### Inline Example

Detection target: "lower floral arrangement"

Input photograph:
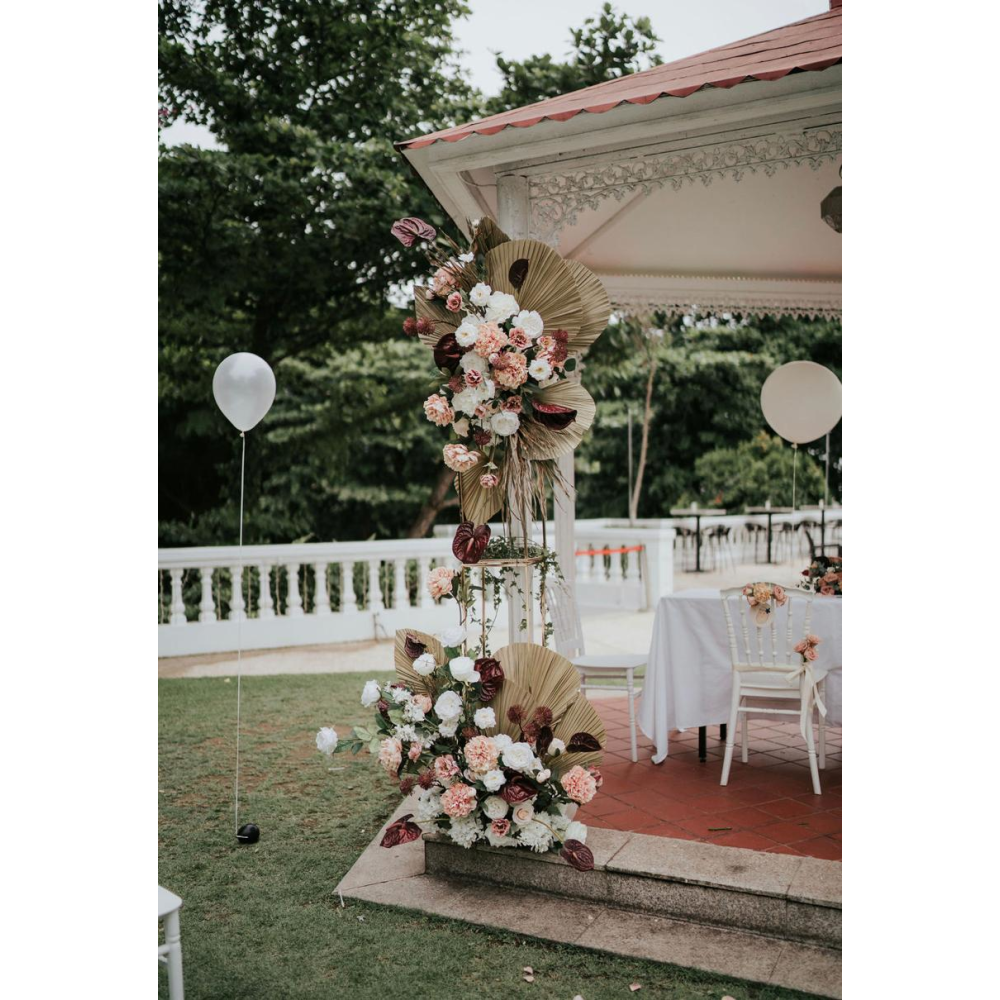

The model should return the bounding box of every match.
[317,626,606,871]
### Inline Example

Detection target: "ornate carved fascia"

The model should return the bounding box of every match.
[601,273,842,321]
[527,128,841,243]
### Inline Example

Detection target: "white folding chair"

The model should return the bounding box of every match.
[158,886,185,1000]
[719,586,828,794]
[547,580,646,762]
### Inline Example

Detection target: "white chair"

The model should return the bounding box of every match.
[158,886,185,1000]
[719,586,828,794]
[547,580,646,762]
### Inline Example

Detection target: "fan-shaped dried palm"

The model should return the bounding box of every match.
[457,454,504,524]
[521,380,597,461]
[549,696,607,775]
[414,294,458,349]
[394,628,444,694]
[495,643,583,721]
[471,217,509,255]
[564,260,611,355]
[484,676,534,742]
[485,240,583,341]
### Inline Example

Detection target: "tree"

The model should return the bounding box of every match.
[485,3,662,114]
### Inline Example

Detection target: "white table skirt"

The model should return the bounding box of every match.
[637,589,842,763]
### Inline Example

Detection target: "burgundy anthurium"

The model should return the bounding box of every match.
[476,658,504,702]
[433,331,462,371]
[567,732,601,752]
[535,726,553,755]
[452,521,491,564]
[532,402,577,430]
[380,813,422,848]
[403,634,426,659]
[390,217,436,247]
[499,774,536,804]
[560,839,595,872]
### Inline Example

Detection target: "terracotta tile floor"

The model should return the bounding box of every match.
[575,698,842,861]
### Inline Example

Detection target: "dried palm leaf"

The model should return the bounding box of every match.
[485,240,583,341]
[457,453,504,524]
[550,696,607,775]
[394,628,444,695]
[564,260,611,354]
[414,293,458,349]
[471,217,510,255]
[485,677,534,742]
[495,643,583,721]
[521,380,597,461]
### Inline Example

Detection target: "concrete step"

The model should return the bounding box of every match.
[424,827,841,951]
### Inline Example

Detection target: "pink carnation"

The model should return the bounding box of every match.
[431,266,459,297]
[492,352,527,390]
[501,396,522,413]
[413,694,433,714]
[442,443,480,472]
[475,321,507,358]
[508,327,530,350]
[804,647,818,660]
[561,765,598,804]
[440,782,477,818]
[773,585,787,605]
[445,291,463,312]
[377,737,402,776]
[479,472,499,489]
[408,741,424,761]
[464,369,483,388]
[491,818,511,838]
[426,566,455,599]
[464,736,499,773]
[434,755,460,781]
[423,393,454,427]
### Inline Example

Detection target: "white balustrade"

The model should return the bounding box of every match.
[258,565,274,618]
[367,559,385,613]
[393,559,408,610]
[286,564,303,617]
[341,561,357,613]
[230,565,245,621]
[199,568,216,623]
[313,562,330,616]
[169,569,186,626]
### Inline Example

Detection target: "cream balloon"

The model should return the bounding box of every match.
[760,361,841,444]
[213,353,276,432]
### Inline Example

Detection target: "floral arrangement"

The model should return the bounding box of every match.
[391,214,609,527]
[742,581,787,626]
[802,555,842,596]
[793,633,822,661]
[317,627,605,870]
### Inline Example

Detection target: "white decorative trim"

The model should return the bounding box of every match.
[528,128,841,243]
[600,273,841,320]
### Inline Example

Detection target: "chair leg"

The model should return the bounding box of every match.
[165,910,184,1000]
[818,680,827,769]
[626,669,638,763]
[720,685,740,786]
[803,711,822,795]
[741,710,749,763]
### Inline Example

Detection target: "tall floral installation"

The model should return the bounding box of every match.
[316,215,612,870]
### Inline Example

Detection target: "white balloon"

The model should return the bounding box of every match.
[213,353,276,432]
[760,361,841,444]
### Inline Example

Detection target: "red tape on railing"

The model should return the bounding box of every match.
[574,545,645,557]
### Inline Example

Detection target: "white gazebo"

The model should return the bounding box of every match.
[397,2,842,600]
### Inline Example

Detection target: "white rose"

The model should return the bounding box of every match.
[482,795,509,819]
[438,625,467,648]
[450,656,480,683]
[485,290,519,322]
[528,358,552,381]
[451,388,481,417]
[475,377,496,401]
[455,317,480,347]
[474,707,496,729]
[434,690,464,721]
[482,769,506,792]
[511,801,535,826]
[565,821,588,844]
[470,283,491,307]
[360,680,381,708]
[536,768,551,783]
[413,653,437,676]
[514,310,544,338]
[491,411,520,437]
[452,418,469,437]
[502,742,536,771]
[438,719,458,738]
[493,733,513,751]
[460,351,488,372]
[547,738,566,755]
[315,726,338,755]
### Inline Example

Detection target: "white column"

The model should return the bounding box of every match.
[417,557,434,609]
[258,564,275,618]
[625,547,642,582]
[286,564,303,616]
[367,559,385,612]
[643,527,676,606]
[554,451,576,595]
[608,544,624,583]
[313,563,330,616]
[169,569,186,625]
[198,568,216,623]
[229,565,245,621]
[393,558,408,609]
[341,561,357,613]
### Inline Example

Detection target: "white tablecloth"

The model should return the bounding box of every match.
[638,589,842,763]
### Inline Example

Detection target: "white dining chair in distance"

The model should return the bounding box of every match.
[718,586,827,794]
[547,580,646,762]
[158,885,185,1000]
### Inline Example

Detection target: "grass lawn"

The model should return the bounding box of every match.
[159,672,813,1000]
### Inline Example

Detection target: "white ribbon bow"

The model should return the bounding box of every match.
[785,660,828,741]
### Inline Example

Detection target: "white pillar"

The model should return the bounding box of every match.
[313,562,330,616]
[341,561,357,613]
[643,526,676,607]
[258,564,275,618]
[393,558,408,609]
[229,565,245,621]
[285,564,303,616]
[169,569,186,625]
[367,559,385,612]
[198,567,216,623]
[417,557,434,610]
[554,452,576,594]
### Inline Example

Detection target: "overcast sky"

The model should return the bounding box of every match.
[162,0,828,148]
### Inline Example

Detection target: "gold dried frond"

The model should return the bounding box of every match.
[394,628,444,694]
[471,217,510,255]
[495,643,583,722]
[458,453,504,524]
[486,677,534,742]
[521,381,597,461]
[414,294,457,348]
[550,696,607,774]
[564,260,611,354]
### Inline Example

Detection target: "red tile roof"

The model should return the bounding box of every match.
[398,6,841,150]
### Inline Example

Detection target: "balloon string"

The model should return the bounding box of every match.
[792,444,798,511]
[235,431,246,834]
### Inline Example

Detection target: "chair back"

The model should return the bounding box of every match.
[546,579,586,659]
[719,585,814,673]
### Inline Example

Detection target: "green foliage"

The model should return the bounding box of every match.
[486,3,662,113]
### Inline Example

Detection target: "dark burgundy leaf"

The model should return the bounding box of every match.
[508,258,529,289]
[535,726,553,755]
[452,521,491,564]
[404,634,426,659]
[533,402,577,430]
[500,775,536,803]
[390,217,436,247]
[567,732,601,752]
[380,813,422,848]
[477,657,504,702]
[560,839,595,872]
[433,331,461,371]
